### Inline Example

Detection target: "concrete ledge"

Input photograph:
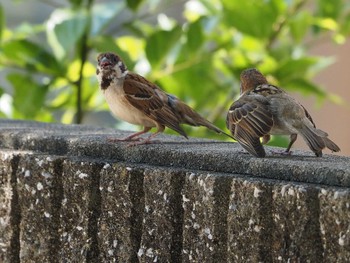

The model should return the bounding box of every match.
[0,119,349,262]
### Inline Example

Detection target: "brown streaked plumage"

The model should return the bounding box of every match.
[96,52,232,145]
[226,68,340,157]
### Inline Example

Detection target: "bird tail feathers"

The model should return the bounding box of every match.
[299,124,340,156]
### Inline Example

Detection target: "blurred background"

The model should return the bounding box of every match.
[0,0,349,155]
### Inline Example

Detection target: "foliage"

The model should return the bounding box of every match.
[0,0,349,143]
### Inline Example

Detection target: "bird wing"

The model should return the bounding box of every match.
[123,73,188,138]
[226,95,274,157]
[300,104,316,128]
[166,94,233,138]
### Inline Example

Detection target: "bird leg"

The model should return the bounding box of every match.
[127,126,165,146]
[262,134,271,145]
[285,134,297,153]
[108,127,152,142]
[270,134,298,156]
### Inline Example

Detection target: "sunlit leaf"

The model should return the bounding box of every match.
[313,18,338,31]
[184,0,209,22]
[333,33,346,44]
[46,8,88,60]
[11,23,45,39]
[66,59,96,82]
[328,93,345,105]
[116,36,145,61]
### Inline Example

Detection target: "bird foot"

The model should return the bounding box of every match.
[107,136,142,143]
[271,149,293,156]
[127,139,161,147]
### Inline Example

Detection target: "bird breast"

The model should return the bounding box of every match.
[103,81,156,127]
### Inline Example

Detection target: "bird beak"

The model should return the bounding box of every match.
[100,56,111,68]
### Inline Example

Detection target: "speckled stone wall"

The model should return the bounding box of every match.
[0,120,349,262]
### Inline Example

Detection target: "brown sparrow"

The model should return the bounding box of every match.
[96,52,231,145]
[226,68,340,157]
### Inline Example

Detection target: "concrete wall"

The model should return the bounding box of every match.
[0,120,349,262]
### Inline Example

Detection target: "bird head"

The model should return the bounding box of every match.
[240,68,268,94]
[96,52,128,78]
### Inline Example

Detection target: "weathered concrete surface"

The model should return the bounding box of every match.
[98,163,144,262]
[0,119,349,187]
[0,152,19,263]
[0,119,349,262]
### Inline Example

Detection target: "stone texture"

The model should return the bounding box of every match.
[138,167,184,263]
[0,152,19,263]
[319,187,350,262]
[182,172,232,262]
[59,159,103,262]
[227,178,273,262]
[0,120,349,262]
[15,154,62,263]
[98,163,144,263]
[0,119,349,187]
[271,183,323,262]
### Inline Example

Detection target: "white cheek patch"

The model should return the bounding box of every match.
[121,70,129,77]
[114,61,128,78]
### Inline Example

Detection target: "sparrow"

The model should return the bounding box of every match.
[96,52,232,145]
[226,68,340,157]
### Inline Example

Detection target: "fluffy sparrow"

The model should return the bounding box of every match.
[226,68,340,157]
[96,52,231,145]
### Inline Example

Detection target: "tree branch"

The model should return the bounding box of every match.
[74,0,94,124]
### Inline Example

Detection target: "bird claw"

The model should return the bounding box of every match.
[127,139,161,147]
[107,136,142,143]
[271,149,293,156]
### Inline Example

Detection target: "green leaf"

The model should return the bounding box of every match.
[289,11,312,42]
[1,39,63,76]
[127,0,144,11]
[0,86,4,98]
[275,57,319,81]
[268,135,289,148]
[68,0,84,8]
[340,13,350,36]
[157,57,216,108]
[283,78,326,98]
[90,2,125,36]
[46,8,88,60]
[145,26,182,68]
[313,17,338,31]
[7,73,48,119]
[222,0,283,39]
[316,0,343,19]
[186,19,204,52]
